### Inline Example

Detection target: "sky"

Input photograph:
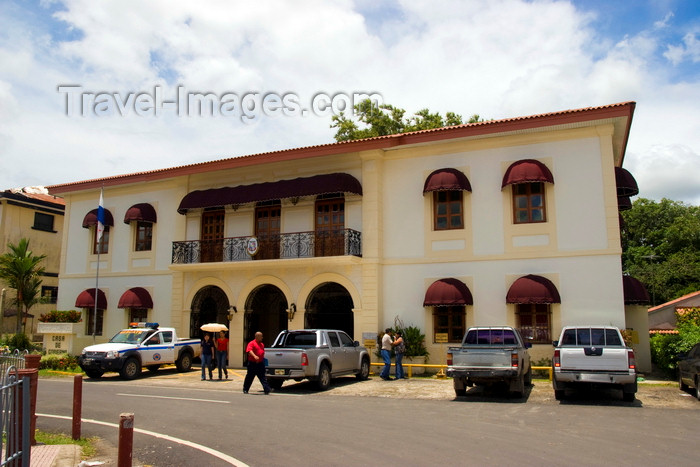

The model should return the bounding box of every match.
[0,0,699,205]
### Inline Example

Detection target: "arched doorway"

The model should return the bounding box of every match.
[244,285,288,354]
[190,286,230,338]
[304,282,354,337]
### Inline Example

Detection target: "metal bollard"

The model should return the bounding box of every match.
[118,413,134,467]
[72,375,82,440]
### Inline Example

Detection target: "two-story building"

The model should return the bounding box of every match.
[0,187,65,337]
[48,101,650,368]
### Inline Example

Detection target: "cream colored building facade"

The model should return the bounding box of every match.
[0,187,65,336]
[49,102,651,370]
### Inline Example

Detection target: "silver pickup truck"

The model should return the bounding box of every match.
[447,326,532,398]
[265,329,370,390]
[552,326,637,401]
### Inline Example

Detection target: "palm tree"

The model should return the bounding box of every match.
[0,238,46,334]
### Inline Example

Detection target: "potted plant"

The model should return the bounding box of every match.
[37,310,82,335]
[398,325,430,374]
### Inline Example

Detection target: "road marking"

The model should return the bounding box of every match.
[37,413,249,467]
[117,393,230,404]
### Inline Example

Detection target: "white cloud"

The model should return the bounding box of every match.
[0,0,698,206]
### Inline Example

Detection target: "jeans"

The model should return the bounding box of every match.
[216,350,228,378]
[201,353,213,380]
[395,352,404,379]
[244,361,271,393]
[380,349,391,379]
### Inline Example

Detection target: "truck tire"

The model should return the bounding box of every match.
[524,366,532,386]
[695,377,700,401]
[679,373,689,392]
[147,365,160,373]
[455,388,467,397]
[84,369,103,379]
[356,357,370,380]
[554,389,565,400]
[511,375,525,398]
[176,351,193,372]
[120,358,141,380]
[316,363,331,391]
[269,379,284,390]
[454,378,467,397]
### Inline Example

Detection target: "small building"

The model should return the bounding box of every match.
[648,291,700,332]
[48,102,643,366]
[0,187,65,337]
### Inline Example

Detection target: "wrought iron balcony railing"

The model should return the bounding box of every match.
[172,229,362,264]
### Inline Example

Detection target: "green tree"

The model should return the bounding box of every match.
[0,238,47,334]
[621,198,700,305]
[330,99,483,142]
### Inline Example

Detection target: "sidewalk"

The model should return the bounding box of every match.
[30,444,80,467]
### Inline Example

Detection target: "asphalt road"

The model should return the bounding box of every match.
[36,370,698,466]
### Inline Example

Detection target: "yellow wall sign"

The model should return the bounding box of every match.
[363,339,376,348]
[435,333,449,343]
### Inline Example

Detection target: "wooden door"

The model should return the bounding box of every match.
[255,204,280,259]
[200,210,224,262]
[315,198,344,256]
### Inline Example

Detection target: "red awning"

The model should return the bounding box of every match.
[178,172,362,214]
[506,275,561,304]
[82,209,114,228]
[118,287,153,308]
[75,289,107,309]
[501,159,554,188]
[615,167,639,197]
[618,196,632,211]
[123,203,157,224]
[423,168,472,193]
[423,278,473,306]
[622,275,650,305]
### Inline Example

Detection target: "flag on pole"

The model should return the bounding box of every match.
[97,189,105,242]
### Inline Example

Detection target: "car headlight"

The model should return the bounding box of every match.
[105,350,120,359]
[81,349,86,355]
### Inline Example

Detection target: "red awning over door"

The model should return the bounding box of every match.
[75,289,107,309]
[506,275,561,304]
[117,287,154,308]
[423,278,473,306]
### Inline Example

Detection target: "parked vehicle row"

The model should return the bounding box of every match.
[447,325,640,402]
[678,342,700,400]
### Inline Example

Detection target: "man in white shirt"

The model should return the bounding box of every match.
[380,328,394,380]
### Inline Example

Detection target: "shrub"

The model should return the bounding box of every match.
[531,357,552,379]
[650,333,682,376]
[40,353,80,371]
[1,333,35,352]
[39,310,82,323]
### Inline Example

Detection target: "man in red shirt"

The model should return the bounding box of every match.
[244,331,271,394]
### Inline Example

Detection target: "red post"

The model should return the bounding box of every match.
[19,353,41,446]
[118,413,134,467]
[72,375,82,440]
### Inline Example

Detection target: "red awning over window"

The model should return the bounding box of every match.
[501,159,554,188]
[75,289,107,309]
[622,276,650,305]
[118,287,153,308]
[506,275,561,304]
[123,203,157,224]
[615,167,639,197]
[82,209,114,228]
[423,278,473,306]
[423,168,472,193]
[618,196,632,211]
[178,172,362,214]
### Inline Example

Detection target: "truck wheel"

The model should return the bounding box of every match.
[176,351,193,372]
[455,388,467,397]
[269,379,284,390]
[679,373,689,392]
[524,366,532,386]
[316,363,331,391]
[622,390,636,402]
[120,358,141,380]
[147,365,160,374]
[84,369,103,379]
[511,376,525,398]
[695,377,700,401]
[356,357,370,380]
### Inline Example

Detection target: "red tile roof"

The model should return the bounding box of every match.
[648,291,700,313]
[47,101,635,195]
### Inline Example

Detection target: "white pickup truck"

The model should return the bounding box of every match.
[265,329,370,390]
[447,326,532,398]
[552,326,637,401]
[78,323,201,380]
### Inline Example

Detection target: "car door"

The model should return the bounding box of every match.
[326,332,346,373]
[338,331,358,371]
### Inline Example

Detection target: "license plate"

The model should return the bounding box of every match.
[274,369,285,375]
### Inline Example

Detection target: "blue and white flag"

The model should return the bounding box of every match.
[96,189,105,242]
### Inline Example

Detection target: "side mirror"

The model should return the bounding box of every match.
[552,340,559,347]
[354,341,360,347]
[524,342,532,349]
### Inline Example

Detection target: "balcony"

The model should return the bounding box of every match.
[172,229,362,264]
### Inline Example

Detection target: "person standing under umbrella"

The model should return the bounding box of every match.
[215,330,229,380]
[200,333,215,381]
